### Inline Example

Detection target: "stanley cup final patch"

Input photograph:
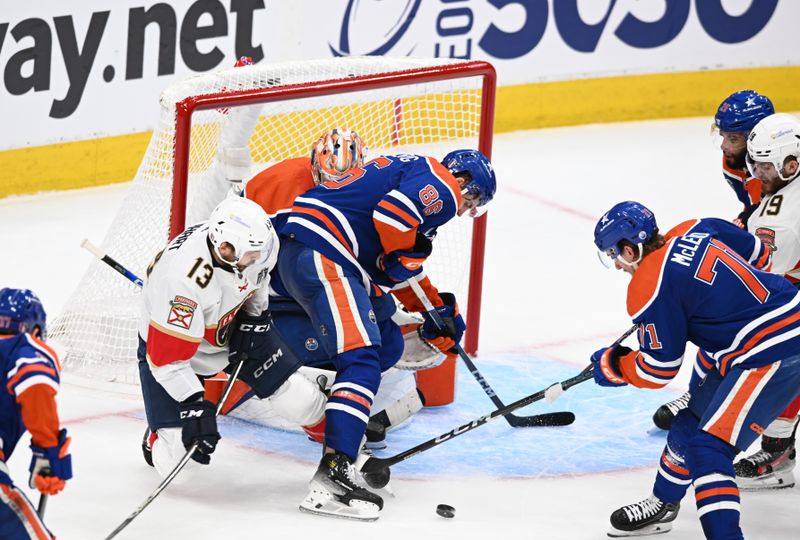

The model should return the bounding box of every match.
[167,295,198,329]
[755,227,777,252]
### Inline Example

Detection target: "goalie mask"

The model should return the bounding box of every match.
[310,128,368,185]
[208,196,278,268]
[0,288,47,338]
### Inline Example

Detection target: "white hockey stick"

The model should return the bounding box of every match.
[81,239,144,287]
[103,360,245,540]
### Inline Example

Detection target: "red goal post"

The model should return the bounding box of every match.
[52,57,495,383]
[171,60,495,355]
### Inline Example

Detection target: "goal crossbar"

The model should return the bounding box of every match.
[171,60,496,355]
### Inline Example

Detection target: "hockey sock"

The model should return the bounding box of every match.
[653,408,697,504]
[653,443,691,504]
[687,431,742,540]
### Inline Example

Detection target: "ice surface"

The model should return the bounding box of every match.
[2,117,799,539]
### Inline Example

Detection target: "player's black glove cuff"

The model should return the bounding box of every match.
[179,399,220,464]
[228,310,273,364]
[609,345,633,366]
[411,232,433,255]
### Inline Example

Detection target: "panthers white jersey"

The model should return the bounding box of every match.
[139,222,275,400]
[748,178,800,283]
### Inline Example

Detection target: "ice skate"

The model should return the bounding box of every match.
[735,436,796,491]
[608,495,679,537]
[652,391,691,431]
[300,452,384,521]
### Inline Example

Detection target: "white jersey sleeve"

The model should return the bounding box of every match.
[748,179,800,279]
[139,222,275,401]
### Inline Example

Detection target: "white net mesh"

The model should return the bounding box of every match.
[50,57,490,384]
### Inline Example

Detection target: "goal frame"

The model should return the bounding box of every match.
[170,60,496,355]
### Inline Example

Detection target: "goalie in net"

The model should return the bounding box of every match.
[189,96,495,520]
[192,104,456,443]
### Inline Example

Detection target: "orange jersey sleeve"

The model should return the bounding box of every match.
[18,385,60,448]
[245,157,316,215]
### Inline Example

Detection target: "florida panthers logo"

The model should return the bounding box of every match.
[167,296,197,330]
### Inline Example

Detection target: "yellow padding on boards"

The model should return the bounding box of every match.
[1,65,798,198]
[0,132,152,198]
[496,65,800,132]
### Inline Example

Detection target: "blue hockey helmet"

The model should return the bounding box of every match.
[594,201,658,261]
[441,149,497,208]
[714,90,775,134]
[0,288,47,337]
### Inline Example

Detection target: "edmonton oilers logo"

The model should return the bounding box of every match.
[330,0,421,57]
[305,338,319,351]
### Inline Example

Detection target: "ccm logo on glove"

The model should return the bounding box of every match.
[180,409,205,419]
[254,349,283,378]
[238,323,270,332]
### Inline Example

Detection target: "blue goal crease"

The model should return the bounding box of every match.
[216,354,674,478]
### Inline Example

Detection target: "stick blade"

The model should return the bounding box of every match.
[507,411,575,428]
[359,456,390,474]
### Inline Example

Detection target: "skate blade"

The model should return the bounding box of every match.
[737,470,795,491]
[607,522,673,537]
[299,490,381,522]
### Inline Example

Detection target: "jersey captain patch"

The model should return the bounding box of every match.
[167,296,197,329]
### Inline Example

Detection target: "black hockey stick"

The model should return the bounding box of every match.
[360,325,637,474]
[407,276,574,428]
[81,239,144,287]
[37,494,48,519]
[34,468,54,518]
[361,365,593,473]
[103,360,245,540]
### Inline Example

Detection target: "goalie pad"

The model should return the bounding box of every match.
[763,415,800,439]
[372,371,425,429]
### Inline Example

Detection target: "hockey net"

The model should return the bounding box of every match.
[50,57,495,384]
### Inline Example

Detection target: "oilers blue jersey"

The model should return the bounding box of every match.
[279,154,462,290]
[0,334,61,484]
[616,218,796,389]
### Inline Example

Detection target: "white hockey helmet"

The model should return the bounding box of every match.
[207,196,278,266]
[746,113,800,182]
[310,128,367,184]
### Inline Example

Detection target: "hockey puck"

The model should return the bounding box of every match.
[436,504,455,518]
